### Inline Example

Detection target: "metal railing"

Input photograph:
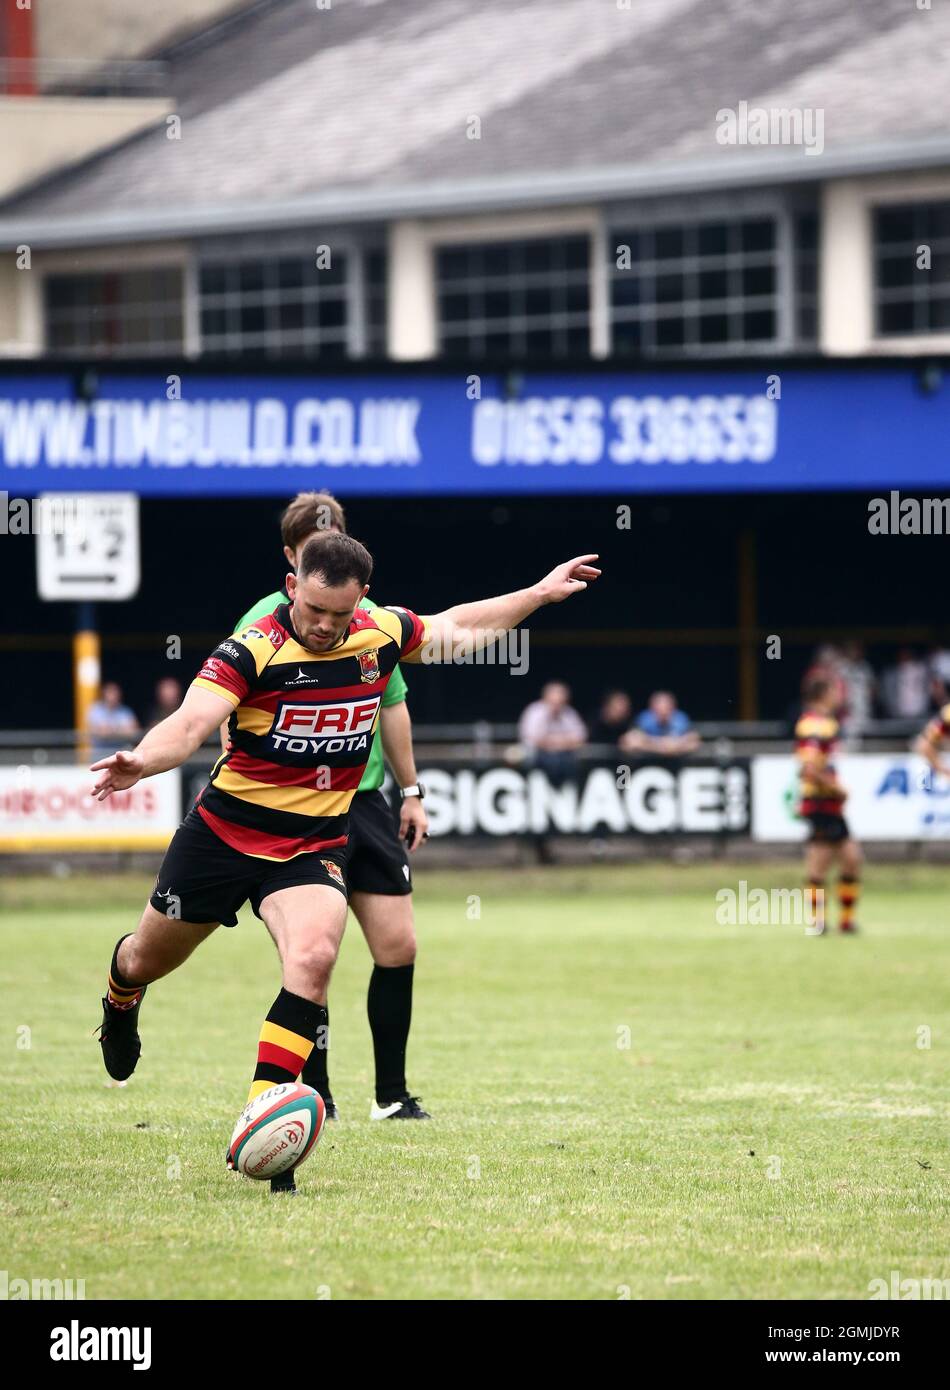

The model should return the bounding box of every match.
[0,718,924,767]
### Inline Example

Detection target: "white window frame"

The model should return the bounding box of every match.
[603,190,802,356]
[193,229,384,359]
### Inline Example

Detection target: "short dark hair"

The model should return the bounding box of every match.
[280,491,346,549]
[297,533,372,589]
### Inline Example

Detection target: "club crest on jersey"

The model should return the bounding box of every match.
[321,860,345,887]
[358,650,381,684]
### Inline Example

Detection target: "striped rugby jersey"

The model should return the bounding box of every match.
[191,603,428,860]
[794,709,845,816]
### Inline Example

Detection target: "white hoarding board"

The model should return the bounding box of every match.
[36,492,140,601]
[401,761,751,836]
[0,766,180,850]
[752,754,950,841]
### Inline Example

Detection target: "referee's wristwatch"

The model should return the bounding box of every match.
[399,782,426,801]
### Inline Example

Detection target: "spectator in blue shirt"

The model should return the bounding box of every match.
[621,690,699,756]
[87,681,140,760]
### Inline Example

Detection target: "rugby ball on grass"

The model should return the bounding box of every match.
[228,1082,326,1180]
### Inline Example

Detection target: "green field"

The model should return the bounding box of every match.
[1,862,948,1301]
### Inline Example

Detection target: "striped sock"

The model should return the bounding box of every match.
[805,880,825,932]
[106,934,144,1011]
[248,989,327,1103]
[839,875,860,929]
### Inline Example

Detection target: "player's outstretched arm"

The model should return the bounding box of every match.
[90,686,234,800]
[420,554,600,657]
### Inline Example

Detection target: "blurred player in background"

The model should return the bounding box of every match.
[795,675,862,935]
[914,701,950,781]
[229,491,429,1123]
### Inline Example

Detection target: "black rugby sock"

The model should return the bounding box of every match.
[368,963,414,1103]
[299,1006,332,1100]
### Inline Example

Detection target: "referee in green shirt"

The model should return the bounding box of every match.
[225,491,430,1121]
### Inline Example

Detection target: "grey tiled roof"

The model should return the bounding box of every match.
[3,0,950,231]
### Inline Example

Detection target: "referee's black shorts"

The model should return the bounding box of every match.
[344,789,412,896]
[149,807,348,927]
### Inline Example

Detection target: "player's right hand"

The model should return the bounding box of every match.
[90,749,145,800]
[536,554,601,604]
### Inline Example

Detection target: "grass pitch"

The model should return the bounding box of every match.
[1,861,948,1301]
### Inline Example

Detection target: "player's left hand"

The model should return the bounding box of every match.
[536,554,601,604]
[399,794,430,853]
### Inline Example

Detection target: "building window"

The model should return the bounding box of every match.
[436,237,590,358]
[794,211,819,345]
[365,249,388,357]
[874,201,950,336]
[197,251,354,359]
[608,215,783,356]
[44,268,183,356]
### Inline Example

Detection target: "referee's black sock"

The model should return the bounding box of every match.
[368,963,414,1103]
[299,1006,331,1100]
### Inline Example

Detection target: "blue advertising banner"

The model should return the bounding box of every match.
[0,367,947,495]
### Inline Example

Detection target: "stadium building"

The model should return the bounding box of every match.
[0,0,947,738]
[3,0,950,361]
